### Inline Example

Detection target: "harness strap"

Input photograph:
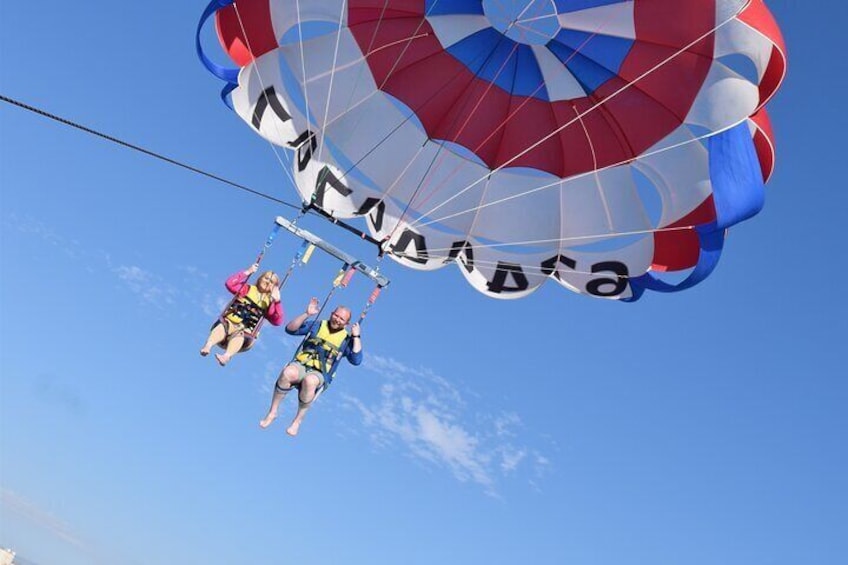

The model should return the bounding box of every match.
[216,219,289,337]
[224,294,266,332]
[299,333,342,374]
[317,283,383,392]
[298,386,318,408]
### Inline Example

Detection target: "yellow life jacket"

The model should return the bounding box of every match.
[295,320,348,373]
[224,285,271,331]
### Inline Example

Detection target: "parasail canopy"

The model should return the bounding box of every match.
[197,0,786,301]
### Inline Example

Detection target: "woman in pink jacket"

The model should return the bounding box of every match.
[200,263,284,366]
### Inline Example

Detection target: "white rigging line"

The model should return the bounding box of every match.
[300,0,616,241]
[395,2,627,231]
[338,0,548,239]
[389,223,706,277]
[389,255,604,280]
[231,0,743,264]
[404,9,742,233]
[517,13,560,26]
[406,126,723,234]
[512,23,553,43]
[345,0,459,240]
[573,103,614,232]
[316,0,349,164]
[335,0,392,149]
[302,34,433,85]
[231,2,298,190]
[266,0,515,245]
[401,223,700,255]
[333,0,460,128]
[276,0,447,230]
[386,38,524,240]
[294,0,313,136]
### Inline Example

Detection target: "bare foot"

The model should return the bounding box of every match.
[259,412,277,429]
[286,421,301,437]
[200,347,210,357]
[215,353,229,366]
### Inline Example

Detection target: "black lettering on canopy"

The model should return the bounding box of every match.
[392,230,429,264]
[540,254,577,280]
[447,240,475,273]
[486,262,530,294]
[252,86,291,129]
[288,130,317,172]
[586,261,629,297]
[356,198,386,232]
[313,167,352,209]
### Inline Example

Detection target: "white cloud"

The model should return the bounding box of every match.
[3,213,81,258]
[0,489,142,565]
[493,412,523,438]
[498,446,527,474]
[200,292,228,318]
[177,265,209,280]
[112,265,178,307]
[0,488,88,551]
[6,212,549,495]
[341,355,552,496]
[3,212,228,318]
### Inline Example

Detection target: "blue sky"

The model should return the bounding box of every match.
[1,1,846,564]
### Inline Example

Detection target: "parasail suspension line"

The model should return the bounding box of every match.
[274,214,390,397]
[356,285,383,325]
[285,261,352,406]
[314,282,384,396]
[203,0,350,202]
[254,221,282,265]
[404,12,744,232]
[217,219,286,343]
[218,214,312,342]
[304,201,384,249]
[301,276,386,400]
[274,215,391,288]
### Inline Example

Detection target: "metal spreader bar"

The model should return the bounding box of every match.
[275,216,390,288]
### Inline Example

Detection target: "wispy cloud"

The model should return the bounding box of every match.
[0,488,88,551]
[341,354,552,496]
[3,213,82,259]
[4,212,217,316]
[0,489,141,565]
[176,265,209,280]
[200,292,228,318]
[5,212,551,495]
[112,265,179,307]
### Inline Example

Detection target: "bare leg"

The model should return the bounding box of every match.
[215,333,245,366]
[259,365,298,429]
[286,373,321,437]
[201,323,227,356]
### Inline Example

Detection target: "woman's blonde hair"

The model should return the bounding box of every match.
[257,270,280,291]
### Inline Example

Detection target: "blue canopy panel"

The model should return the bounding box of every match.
[431,1,634,101]
[627,122,765,299]
[426,0,484,15]
[710,121,765,229]
[447,29,549,100]
[547,29,633,96]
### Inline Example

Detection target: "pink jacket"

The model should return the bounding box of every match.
[225,271,284,326]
